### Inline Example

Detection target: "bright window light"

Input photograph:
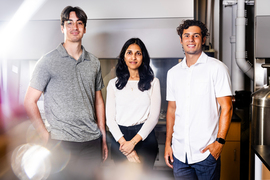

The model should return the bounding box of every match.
[0,0,46,57]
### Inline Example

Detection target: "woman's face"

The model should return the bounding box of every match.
[124,44,143,71]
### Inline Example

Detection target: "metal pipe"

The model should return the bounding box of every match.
[232,3,245,93]
[236,0,254,80]
[206,0,212,47]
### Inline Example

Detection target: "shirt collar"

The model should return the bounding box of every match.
[180,51,207,68]
[57,43,91,62]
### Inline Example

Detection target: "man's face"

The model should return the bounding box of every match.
[180,26,206,56]
[61,11,86,43]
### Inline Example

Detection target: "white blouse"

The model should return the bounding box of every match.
[106,77,161,141]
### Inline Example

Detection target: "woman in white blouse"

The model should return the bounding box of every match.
[106,38,161,171]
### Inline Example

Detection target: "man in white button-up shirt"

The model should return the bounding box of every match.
[164,20,233,180]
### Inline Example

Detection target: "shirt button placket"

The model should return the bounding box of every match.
[184,68,192,157]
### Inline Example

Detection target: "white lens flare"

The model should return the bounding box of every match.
[11,144,51,180]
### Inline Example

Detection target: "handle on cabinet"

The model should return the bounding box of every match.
[156,147,159,161]
[234,149,237,161]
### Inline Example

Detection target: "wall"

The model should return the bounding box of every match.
[0,0,194,59]
[0,0,194,129]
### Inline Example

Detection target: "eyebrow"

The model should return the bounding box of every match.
[127,49,141,51]
[183,32,201,35]
[126,50,142,53]
[67,19,83,22]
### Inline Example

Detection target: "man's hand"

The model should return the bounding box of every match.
[102,142,108,162]
[201,141,223,160]
[39,129,50,145]
[164,144,174,168]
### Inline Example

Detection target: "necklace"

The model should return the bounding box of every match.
[129,81,137,91]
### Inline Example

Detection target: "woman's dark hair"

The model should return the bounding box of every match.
[61,6,88,27]
[115,38,154,91]
[176,19,209,40]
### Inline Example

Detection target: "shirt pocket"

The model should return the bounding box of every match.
[194,79,209,95]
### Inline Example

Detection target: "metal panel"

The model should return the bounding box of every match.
[255,16,270,58]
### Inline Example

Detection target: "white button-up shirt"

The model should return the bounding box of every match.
[166,52,232,164]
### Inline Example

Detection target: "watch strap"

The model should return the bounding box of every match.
[216,138,226,144]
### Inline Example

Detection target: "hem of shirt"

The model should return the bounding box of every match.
[50,133,101,142]
[216,93,233,98]
[172,147,210,164]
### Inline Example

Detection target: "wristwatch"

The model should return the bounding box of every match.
[216,138,226,144]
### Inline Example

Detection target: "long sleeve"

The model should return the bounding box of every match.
[105,79,123,141]
[137,78,161,140]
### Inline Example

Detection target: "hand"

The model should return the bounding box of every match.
[120,141,135,156]
[38,129,50,145]
[164,144,174,169]
[126,150,141,163]
[102,142,108,162]
[201,141,224,160]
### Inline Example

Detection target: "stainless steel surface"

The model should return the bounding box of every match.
[255,16,270,58]
[251,85,270,145]
[262,64,270,68]
[254,58,267,91]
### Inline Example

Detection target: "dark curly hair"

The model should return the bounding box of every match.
[176,19,209,40]
[61,6,87,27]
[115,38,154,91]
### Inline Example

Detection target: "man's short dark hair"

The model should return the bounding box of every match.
[176,20,209,40]
[61,6,88,27]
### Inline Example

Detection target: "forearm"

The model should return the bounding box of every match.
[130,134,142,146]
[217,97,233,139]
[165,101,176,147]
[24,87,47,134]
[95,91,107,144]
[96,104,107,143]
[25,101,47,133]
[164,101,176,168]
[165,118,174,147]
[95,91,108,161]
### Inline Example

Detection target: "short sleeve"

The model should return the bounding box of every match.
[95,61,104,91]
[166,69,175,101]
[30,57,51,92]
[213,62,232,97]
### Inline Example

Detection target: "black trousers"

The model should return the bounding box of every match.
[110,123,158,171]
[47,137,102,180]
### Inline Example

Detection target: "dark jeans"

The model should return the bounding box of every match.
[173,154,221,180]
[110,123,158,171]
[47,137,102,180]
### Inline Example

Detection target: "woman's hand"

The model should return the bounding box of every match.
[126,150,141,163]
[120,140,135,156]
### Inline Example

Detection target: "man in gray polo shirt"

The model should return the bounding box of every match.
[24,6,108,179]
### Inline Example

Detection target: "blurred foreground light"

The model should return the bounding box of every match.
[11,144,51,180]
[0,0,46,57]
[25,124,71,174]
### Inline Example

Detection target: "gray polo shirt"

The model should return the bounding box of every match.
[30,43,104,142]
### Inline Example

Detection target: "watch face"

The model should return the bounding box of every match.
[216,138,225,144]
